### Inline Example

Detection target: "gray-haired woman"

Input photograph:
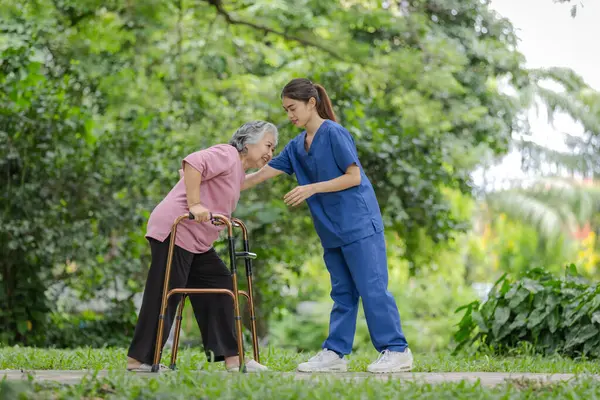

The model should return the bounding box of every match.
[127,121,277,372]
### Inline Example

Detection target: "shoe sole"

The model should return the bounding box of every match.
[227,369,269,373]
[297,364,348,373]
[367,365,412,374]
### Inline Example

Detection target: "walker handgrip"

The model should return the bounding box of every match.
[188,212,213,221]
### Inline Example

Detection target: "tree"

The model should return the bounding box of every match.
[0,3,181,344]
[481,67,600,245]
[1,0,537,344]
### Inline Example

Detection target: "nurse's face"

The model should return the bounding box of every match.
[282,96,316,128]
[245,132,276,169]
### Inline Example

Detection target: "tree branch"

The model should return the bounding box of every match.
[205,0,346,62]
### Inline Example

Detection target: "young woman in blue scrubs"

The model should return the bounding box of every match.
[243,78,413,373]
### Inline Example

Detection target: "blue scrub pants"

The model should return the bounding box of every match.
[322,231,408,355]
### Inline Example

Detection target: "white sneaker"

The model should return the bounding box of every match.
[227,359,269,373]
[297,349,347,373]
[367,348,413,373]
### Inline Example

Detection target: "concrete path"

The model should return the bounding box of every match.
[1,370,596,387]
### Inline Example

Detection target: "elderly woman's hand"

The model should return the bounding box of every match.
[189,203,211,222]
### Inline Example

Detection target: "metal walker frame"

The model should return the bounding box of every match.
[151,213,260,373]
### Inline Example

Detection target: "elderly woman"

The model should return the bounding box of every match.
[126,121,277,373]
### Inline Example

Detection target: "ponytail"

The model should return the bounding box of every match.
[314,84,337,122]
[281,78,337,122]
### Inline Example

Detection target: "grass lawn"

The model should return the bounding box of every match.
[2,346,600,399]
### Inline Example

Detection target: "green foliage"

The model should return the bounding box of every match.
[466,213,575,282]
[483,65,600,248]
[1,30,95,344]
[0,380,36,400]
[268,303,330,353]
[341,0,527,258]
[44,300,138,349]
[524,66,600,155]
[454,265,600,358]
[484,178,600,245]
[0,0,545,347]
[0,10,177,345]
[516,66,600,183]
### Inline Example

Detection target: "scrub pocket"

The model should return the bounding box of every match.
[321,192,370,233]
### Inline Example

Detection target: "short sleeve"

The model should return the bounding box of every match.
[182,145,236,181]
[329,126,360,172]
[268,142,294,175]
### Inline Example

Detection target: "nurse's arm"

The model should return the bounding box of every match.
[242,165,284,191]
[283,165,360,207]
[313,164,361,193]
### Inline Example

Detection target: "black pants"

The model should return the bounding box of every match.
[127,236,238,364]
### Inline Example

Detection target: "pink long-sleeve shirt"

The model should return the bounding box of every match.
[145,144,244,253]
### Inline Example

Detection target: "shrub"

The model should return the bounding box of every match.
[44,300,137,348]
[454,264,600,358]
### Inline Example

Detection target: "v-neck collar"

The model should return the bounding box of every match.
[301,120,329,156]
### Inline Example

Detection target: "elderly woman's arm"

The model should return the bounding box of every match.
[183,162,211,222]
[242,165,283,191]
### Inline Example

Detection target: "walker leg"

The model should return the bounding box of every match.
[170,295,187,370]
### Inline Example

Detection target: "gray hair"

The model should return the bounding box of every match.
[229,120,279,153]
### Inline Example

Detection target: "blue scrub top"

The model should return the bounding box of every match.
[268,120,384,248]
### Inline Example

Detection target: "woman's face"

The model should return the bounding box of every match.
[245,132,276,169]
[282,96,316,128]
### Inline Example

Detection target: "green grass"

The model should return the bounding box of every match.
[2,346,600,374]
[3,373,600,400]
[2,347,600,399]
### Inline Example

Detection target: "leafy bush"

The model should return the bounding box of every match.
[454,265,600,358]
[44,300,137,348]
[268,302,331,352]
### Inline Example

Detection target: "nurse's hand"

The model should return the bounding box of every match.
[284,185,317,207]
